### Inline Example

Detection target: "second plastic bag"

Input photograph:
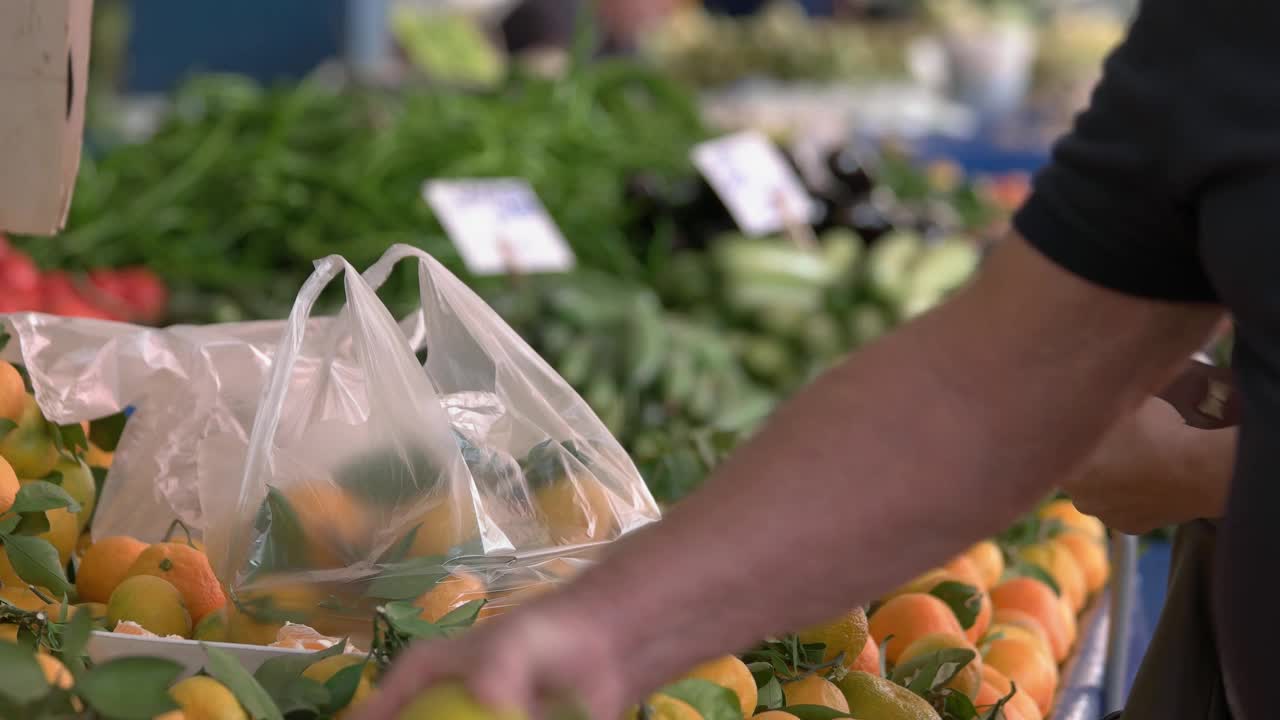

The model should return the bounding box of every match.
[201,245,660,644]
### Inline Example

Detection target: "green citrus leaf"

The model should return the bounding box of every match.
[784,705,856,720]
[435,599,484,628]
[204,644,285,720]
[10,481,79,515]
[244,487,310,577]
[657,678,743,720]
[3,534,69,596]
[57,601,94,660]
[365,556,449,600]
[941,688,980,719]
[929,581,982,630]
[323,662,367,713]
[55,424,88,460]
[0,516,18,534]
[77,656,182,719]
[89,412,128,452]
[0,640,51,705]
[377,525,420,564]
[747,661,783,711]
[265,677,329,716]
[254,639,348,698]
[890,648,976,695]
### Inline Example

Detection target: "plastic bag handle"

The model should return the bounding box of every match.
[240,255,353,497]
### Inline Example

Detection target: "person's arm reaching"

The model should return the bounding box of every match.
[1064,396,1235,535]
[356,236,1222,719]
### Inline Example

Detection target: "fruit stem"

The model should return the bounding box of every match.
[163,518,198,549]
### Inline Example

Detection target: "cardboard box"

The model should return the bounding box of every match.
[0,0,93,236]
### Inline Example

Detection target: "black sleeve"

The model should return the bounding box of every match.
[1013,0,1219,303]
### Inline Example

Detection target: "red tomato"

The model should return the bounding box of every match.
[115,267,168,323]
[0,252,41,295]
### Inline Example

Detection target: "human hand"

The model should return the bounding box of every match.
[353,599,628,720]
[1063,396,1233,535]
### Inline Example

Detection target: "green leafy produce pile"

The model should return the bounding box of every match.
[19,63,706,323]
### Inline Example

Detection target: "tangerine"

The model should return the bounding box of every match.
[990,578,1072,662]
[869,592,964,665]
[76,535,148,604]
[125,542,225,623]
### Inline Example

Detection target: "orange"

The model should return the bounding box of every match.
[899,632,982,698]
[76,535,148,604]
[990,577,1072,662]
[0,584,52,611]
[477,578,558,621]
[975,680,1002,705]
[943,555,989,592]
[0,361,24,424]
[966,591,993,645]
[0,395,57,479]
[407,497,479,559]
[1057,595,1078,651]
[1018,541,1087,613]
[413,570,488,622]
[642,695,701,720]
[0,457,17,515]
[107,575,192,638]
[987,609,1054,660]
[125,542,225,624]
[36,654,75,698]
[169,676,248,720]
[84,442,114,470]
[884,568,951,600]
[869,592,964,665]
[797,607,869,671]
[983,634,1057,716]
[684,656,757,717]
[783,675,849,712]
[1054,531,1110,595]
[966,541,1005,592]
[753,713,800,720]
[849,633,881,676]
[283,483,373,569]
[534,476,617,545]
[1038,499,1105,541]
[48,457,96,531]
[226,583,320,646]
[979,664,1044,720]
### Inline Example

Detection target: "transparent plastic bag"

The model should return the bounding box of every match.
[0,310,431,545]
[204,245,659,642]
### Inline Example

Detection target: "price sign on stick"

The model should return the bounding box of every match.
[692,131,819,242]
[424,179,576,276]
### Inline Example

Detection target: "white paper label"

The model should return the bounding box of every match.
[692,131,817,237]
[424,179,575,275]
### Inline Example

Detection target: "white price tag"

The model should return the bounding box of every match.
[424,179,576,276]
[692,131,817,238]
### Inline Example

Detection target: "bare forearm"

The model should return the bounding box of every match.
[546,239,1219,701]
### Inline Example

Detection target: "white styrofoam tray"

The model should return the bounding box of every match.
[87,631,308,677]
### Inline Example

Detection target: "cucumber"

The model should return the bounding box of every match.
[848,303,891,345]
[866,230,923,305]
[905,237,981,298]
